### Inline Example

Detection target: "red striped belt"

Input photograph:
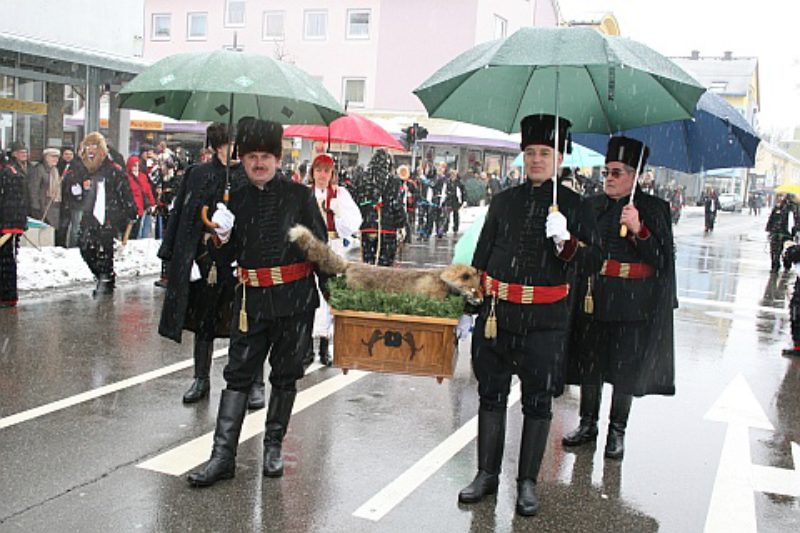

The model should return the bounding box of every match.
[238,262,314,287]
[599,259,655,279]
[361,228,398,235]
[482,273,569,304]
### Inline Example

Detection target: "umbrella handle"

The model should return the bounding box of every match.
[620,225,628,238]
[549,205,559,213]
[200,206,219,229]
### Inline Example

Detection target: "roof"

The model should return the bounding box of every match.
[670,56,758,97]
[0,31,148,74]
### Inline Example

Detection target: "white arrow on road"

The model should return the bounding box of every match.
[703,373,800,533]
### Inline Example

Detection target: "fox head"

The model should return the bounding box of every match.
[440,264,483,305]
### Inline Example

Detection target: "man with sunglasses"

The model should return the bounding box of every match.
[564,136,676,461]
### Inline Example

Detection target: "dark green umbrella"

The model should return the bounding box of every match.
[118,49,344,125]
[414,26,705,209]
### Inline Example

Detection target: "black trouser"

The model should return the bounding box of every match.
[770,235,789,272]
[791,277,800,347]
[471,322,567,419]
[435,206,450,236]
[405,209,416,242]
[417,205,430,237]
[449,203,461,233]
[361,233,398,266]
[0,234,19,304]
[223,306,314,394]
[79,224,116,279]
[426,206,440,237]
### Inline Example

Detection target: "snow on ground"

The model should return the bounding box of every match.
[18,238,162,292]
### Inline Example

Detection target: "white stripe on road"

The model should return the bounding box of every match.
[679,296,787,315]
[0,348,230,430]
[137,369,367,476]
[353,384,522,522]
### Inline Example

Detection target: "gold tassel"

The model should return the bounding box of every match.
[239,283,248,333]
[484,295,498,339]
[583,276,594,315]
[207,262,217,286]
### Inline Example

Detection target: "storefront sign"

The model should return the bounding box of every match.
[0,98,47,115]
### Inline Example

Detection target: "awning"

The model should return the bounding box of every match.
[0,31,147,74]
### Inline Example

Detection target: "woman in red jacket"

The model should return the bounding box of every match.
[126,156,155,239]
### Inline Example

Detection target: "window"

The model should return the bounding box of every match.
[225,0,246,27]
[187,12,207,40]
[152,13,171,40]
[346,9,371,39]
[494,15,507,39]
[343,78,366,107]
[304,10,328,40]
[263,11,284,40]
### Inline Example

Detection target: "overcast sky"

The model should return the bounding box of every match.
[559,0,800,136]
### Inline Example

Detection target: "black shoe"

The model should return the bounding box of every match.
[154,278,168,288]
[562,422,598,447]
[604,391,633,460]
[263,388,297,477]
[515,417,551,517]
[93,275,115,296]
[319,338,332,367]
[187,389,249,487]
[183,378,210,404]
[458,409,505,504]
[248,381,266,410]
[562,385,601,447]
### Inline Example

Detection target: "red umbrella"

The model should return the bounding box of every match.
[284,112,404,151]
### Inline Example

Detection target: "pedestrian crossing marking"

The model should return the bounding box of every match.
[137,369,367,476]
[353,384,521,522]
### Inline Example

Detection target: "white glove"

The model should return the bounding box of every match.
[456,314,475,340]
[397,227,406,242]
[211,203,235,242]
[70,183,82,196]
[545,211,570,245]
[190,261,202,282]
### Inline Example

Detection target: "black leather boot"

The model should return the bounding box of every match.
[187,389,248,487]
[263,388,297,477]
[562,385,601,447]
[516,417,551,517]
[319,337,332,367]
[183,339,214,403]
[458,409,506,503]
[93,274,115,296]
[248,365,266,410]
[604,390,633,460]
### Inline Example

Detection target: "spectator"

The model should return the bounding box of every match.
[125,156,156,240]
[30,148,64,244]
[7,142,31,216]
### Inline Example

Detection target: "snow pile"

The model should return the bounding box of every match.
[17,238,162,292]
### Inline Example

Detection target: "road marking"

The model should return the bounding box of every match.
[353,384,521,522]
[703,374,799,533]
[138,369,366,476]
[679,296,787,315]
[0,348,230,430]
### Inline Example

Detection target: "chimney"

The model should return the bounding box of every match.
[723,51,733,60]
[690,50,700,59]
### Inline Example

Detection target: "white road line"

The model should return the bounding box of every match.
[679,296,787,315]
[0,348,230,430]
[137,369,366,476]
[353,384,522,522]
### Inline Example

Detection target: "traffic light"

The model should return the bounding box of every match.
[400,126,412,151]
[415,124,428,142]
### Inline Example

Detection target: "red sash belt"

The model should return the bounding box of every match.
[361,228,398,235]
[599,259,655,279]
[482,273,569,304]
[238,262,313,287]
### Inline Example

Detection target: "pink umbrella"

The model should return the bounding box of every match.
[284,113,404,151]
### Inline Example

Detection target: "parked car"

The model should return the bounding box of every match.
[718,193,742,212]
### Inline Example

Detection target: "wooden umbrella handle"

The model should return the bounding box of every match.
[620,225,628,237]
[200,205,220,229]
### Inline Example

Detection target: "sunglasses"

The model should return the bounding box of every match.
[601,168,628,178]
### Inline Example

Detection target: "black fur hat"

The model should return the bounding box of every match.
[606,136,650,170]
[520,114,572,153]
[235,117,283,158]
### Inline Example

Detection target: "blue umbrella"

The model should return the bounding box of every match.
[572,92,760,173]
[512,143,606,168]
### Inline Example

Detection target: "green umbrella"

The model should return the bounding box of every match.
[414,26,705,208]
[118,49,344,125]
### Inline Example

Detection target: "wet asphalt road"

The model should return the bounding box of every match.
[1,207,798,533]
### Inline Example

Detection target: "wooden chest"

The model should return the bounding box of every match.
[330,309,459,383]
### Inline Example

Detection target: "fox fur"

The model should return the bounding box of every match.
[288,225,483,304]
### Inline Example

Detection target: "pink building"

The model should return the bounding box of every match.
[142,0,561,171]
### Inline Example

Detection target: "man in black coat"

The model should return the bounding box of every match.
[0,157,29,308]
[187,117,329,488]
[563,136,677,461]
[458,114,602,517]
[158,123,262,406]
[75,132,137,295]
[766,195,796,273]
